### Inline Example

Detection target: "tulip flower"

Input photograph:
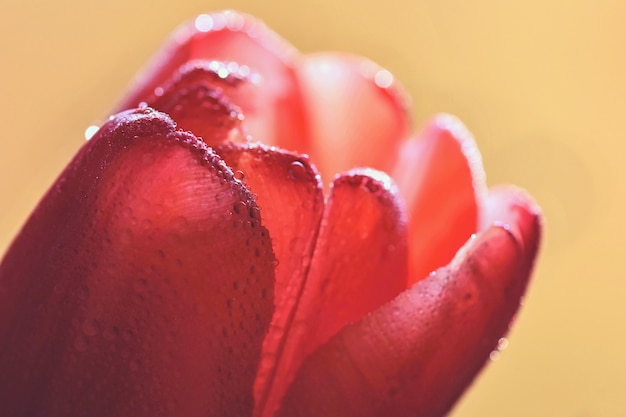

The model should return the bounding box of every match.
[0,10,541,417]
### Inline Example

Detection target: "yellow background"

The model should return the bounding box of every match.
[0,1,622,415]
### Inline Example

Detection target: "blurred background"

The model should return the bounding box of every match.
[0,0,622,415]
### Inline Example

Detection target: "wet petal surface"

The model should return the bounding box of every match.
[0,109,275,417]
[145,62,247,145]
[259,169,409,417]
[276,187,540,417]
[215,144,326,416]
[116,10,307,150]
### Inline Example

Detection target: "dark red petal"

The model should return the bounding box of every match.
[260,169,409,417]
[214,144,325,415]
[276,188,541,417]
[298,53,411,183]
[0,108,275,417]
[147,62,247,146]
[116,10,307,150]
[392,114,486,285]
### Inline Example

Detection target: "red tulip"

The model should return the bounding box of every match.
[0,10,541,417]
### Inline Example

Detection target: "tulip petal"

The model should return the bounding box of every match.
[259,169,409,417]
[0,108,275,417]
[117,10,307,150]
[276,188,541,417]
[145,61,247,145]
[215,144,325,413]
[298,53,411,182]
[392,114,487,285]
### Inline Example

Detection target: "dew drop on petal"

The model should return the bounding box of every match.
[249,206,261,221]
[77,285,90,301]
[74,335,88,352]
[84,125,100,141]
[361,177,380,194]
[374,69,394,88]
[497,337,509,351]
[133,278,148,294]
[233,201,246,214]
[82,319,100,337]
[218,67,229,79]
[194,14,213,32]
[103,326,120,341]
[288,160,306,180]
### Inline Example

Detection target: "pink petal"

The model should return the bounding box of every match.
[116,10,307,149]
[0,108,275,417]
[259,169,409,417]
[392,114,486,285]
[276,187,541,417]
[298,53,411,183]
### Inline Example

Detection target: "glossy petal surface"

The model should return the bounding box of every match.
[276,188,540,417]
[298,53,411,181]
[260,169,409,417]
[117,10,307,150]
[392,114,486,285]
[146,62,247,145]
[0,109,275,417]
[215,144,325,416]
[0,10,544,417]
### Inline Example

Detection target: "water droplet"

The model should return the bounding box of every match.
[233,201,246,214]
[36,303,48,315]
[77,286,90,301]
[194,14,214,32]
[288,160,307,180]
[249,206,261,221]
[84,125,100,141]
[133,279,148,293]
[497,337,509,351]
[234,170,245,181]
[374,69,394,88]
[238,65,251,77]
[362,178,380,193]
[218,67,229,79]
[103,326,120,341]
[74,335,88,352]
[320,279,332,295]
[82,319,100,337]
[122,329,134,342]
